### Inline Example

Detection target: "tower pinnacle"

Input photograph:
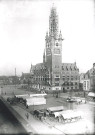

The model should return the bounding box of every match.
[59,30,63,40]
[49,5,58,39]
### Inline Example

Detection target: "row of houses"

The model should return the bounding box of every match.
[0,76,20,85]
[80,63,95,92]
[0,63,94,92]
[20,63,94,92]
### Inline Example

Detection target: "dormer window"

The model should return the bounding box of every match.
[66,66,68,70]
[74,67,76,70]
[70,67,72,70]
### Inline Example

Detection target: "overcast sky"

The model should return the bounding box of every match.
[0,0,95,76]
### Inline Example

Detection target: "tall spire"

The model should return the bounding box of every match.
[49,5,58,39]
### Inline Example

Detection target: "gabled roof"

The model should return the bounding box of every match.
[33,63,46,70]
[88,68,93,75]
[62,63,78,71]
[21,73,31,79]
[88,92,95,97]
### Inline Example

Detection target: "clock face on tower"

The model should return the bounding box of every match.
[55,41,59,47]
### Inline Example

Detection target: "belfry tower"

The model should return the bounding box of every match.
[44,5,63,88]
[30,5,79,91]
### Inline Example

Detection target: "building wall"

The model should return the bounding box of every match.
[83,80,90,91]
[30,62,79,91]
[90,74,95,91]
[79,63,95,92]
[61,63,79,91]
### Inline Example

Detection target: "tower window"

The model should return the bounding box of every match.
[56,43,58,46]
[55,83,59,86]
[55,65,59,68]
[55,78,59,81]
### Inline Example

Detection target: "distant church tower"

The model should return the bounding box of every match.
[44,5,63,87]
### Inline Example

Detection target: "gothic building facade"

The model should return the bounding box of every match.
[30,6,79,91]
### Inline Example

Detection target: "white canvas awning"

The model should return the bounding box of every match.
[54,111,65,117]
[61,110,82,119]
[53,112,60,117]
[62,113,71,119]
[29,93,47,97]
[88,92,95,97]
[26,97,46,106]
[47,106,64,112]
[15,94,29,98]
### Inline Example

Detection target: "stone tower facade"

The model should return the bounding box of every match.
[45,6,63,88]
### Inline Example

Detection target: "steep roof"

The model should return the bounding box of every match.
[33,63,46,70]
[21,73,31,79]
[88,68,93,75]
[62,63,78,71]
[80,68,93,80]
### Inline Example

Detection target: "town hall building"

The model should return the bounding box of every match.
[30,6,79,91]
